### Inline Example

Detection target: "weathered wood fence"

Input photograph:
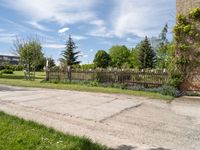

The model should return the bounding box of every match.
[47,69,169,87]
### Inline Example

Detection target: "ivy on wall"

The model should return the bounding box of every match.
[173,7,200,86]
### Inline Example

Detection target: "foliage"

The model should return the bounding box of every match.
[173,7,200,87]
[14,37,44,80]
[156,24,171,69]
[75,64,95,70]
[1,69,14,74]
[168,71,184,88]
[128,47,140,68]
[60,35,80,68]
[0,112,108,150]
[60,35,80,82]
[36,57,56,71]
[109,45,130,68]
[93,50,111,68]
[138,36,156,69]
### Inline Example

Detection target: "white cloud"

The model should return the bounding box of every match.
[0,31,17,43]
[27,21,50,31]
[88,19,113,38]
[112,0,175,37]
[1,0,99,25]
[42,44,65,49]
[58,27,69,33]
[72,35,88,41]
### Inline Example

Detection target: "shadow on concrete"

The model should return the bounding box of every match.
[114,145,137,150]
[0,86,28,92]
[149,148,171,150]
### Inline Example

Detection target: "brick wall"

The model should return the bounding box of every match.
[176,0,200,15]
[176,0,200,92]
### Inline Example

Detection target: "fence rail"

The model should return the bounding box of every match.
[48,70,169,87]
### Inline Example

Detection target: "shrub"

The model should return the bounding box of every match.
[159,85,181,97]
[1,69,14,74]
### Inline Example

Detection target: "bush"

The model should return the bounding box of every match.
[169,71,184,87]
[159,85,181,97]
[1,69,14,74]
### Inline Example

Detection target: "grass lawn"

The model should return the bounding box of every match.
[0,71,173,100]
[0,111,108,150]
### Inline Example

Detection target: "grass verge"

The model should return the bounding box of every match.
[0,111,108,150]
[0,72,173,100]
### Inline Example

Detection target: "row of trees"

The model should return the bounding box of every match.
[14,24,173,81]
[93,24,173,69]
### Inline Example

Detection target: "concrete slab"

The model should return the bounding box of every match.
[0,84,200,150]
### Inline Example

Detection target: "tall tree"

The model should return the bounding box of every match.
[60,35,80,81]
[14,37,43,80]
[157,24,170,69]
[93,50,111,68]
[109,45,130,68]
[128,45,140,69]
[138,36,156,69]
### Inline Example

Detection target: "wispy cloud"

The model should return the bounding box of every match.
[72,35,88,41]
[42,43,65,49]
[1,0,99,25]
[27,21,51,31]
[111,0,175,37]
[58,27,69,33]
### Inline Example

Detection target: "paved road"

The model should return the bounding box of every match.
[0,85,200,150]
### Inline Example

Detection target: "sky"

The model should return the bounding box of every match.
[0,0,176,64]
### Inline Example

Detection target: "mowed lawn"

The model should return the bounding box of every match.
[0,71,173,100]
[0,112,108,150]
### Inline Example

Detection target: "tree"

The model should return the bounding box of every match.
[138,36,156,69]
[14,37,43,80]
[156,24,170,69]
[109,45,130,68]
[128,46,140,69]
[46,57,56,68]
[93,50,111,68]
[60,35,80,82]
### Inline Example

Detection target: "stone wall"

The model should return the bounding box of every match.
[176,0,200,92]
[176,0,200,15]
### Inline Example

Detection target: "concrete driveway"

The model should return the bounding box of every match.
[0,85,200,150]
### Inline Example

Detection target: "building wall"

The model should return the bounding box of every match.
[176,0,200,92]
[176,0,200,15]
[0,55,20,65]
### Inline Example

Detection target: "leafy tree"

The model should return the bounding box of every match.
[93,50,111,68]
[14,37,43,80]
[109,45,130,68]
[138,36,156,69]
[156,24,170,69]
[46,57,56,68]
[36,57,56,71]
[60,35,80,82]
[128,46,140,69]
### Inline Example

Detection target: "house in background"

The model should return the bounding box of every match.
[0,54,20,65]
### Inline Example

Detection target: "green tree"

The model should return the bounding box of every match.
[93,50,111,68]
[138,36,156,69]
[60,35,80,82]
[14,37,43,80]
[128,46,140,69]
[109,45,130,68]
[156,24,170,69]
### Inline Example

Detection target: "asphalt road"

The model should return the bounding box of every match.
[0,84,200,150]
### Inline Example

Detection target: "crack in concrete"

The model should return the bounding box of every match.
[99,103,144,123]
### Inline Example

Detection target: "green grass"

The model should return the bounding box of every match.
[0,71,173,100]
[0,111,108,150]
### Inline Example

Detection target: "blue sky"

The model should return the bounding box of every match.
[0,0,176,64]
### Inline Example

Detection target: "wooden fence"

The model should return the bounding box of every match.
[47,69,169,88]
